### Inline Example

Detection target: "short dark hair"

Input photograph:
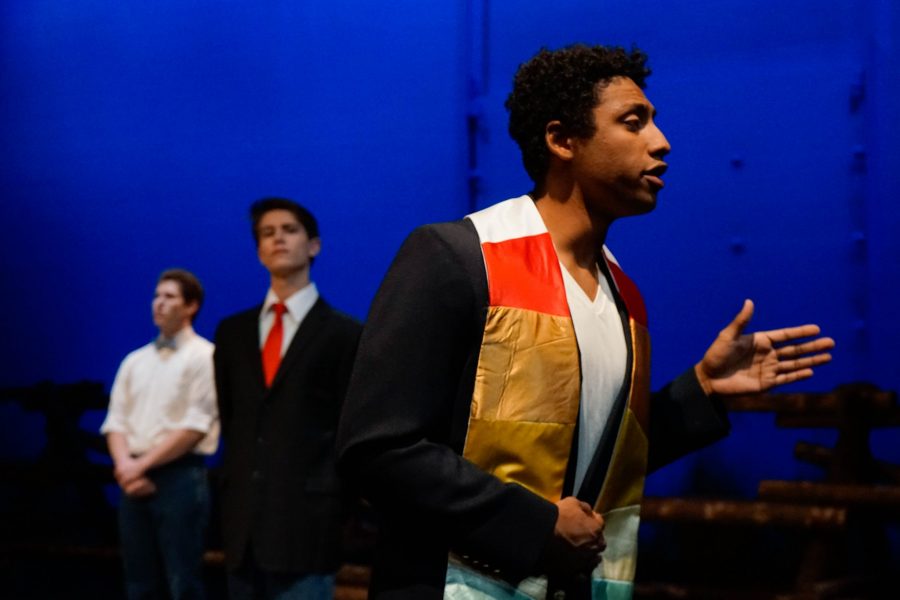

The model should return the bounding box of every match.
[158,268,204,320]
[249,197,319,245]
[505,44,651,184]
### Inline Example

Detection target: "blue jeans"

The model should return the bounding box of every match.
[118,455,209,600]
[227,551,335,600]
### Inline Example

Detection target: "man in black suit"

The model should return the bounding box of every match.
[214,197,360,599]
[336,45,834,599]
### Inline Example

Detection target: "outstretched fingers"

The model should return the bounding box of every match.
[775,353,833,374]
[775,337,836,358]
[762,324,824,344]
[773,369,815,386]
[771,333,834,376]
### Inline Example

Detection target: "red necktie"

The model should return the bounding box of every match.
[262,303,286,387]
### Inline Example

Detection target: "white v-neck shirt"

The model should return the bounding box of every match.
[560,264,628,493]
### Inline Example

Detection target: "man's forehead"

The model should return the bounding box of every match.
[156,280,182,295]
[596,77,655,112]
[259,209,300,226]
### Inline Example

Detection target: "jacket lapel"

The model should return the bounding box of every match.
[240,306,266,389]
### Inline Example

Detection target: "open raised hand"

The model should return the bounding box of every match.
[695,299,835,396]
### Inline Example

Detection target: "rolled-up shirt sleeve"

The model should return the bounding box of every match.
[172,352,217,434]
[99,334,219,456]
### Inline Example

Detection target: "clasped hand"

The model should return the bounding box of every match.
[543,497,605,577]
[114,456,157,498]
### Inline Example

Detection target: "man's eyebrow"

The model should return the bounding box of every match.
[621,102,657,118]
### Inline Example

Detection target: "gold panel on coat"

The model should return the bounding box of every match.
[463,419,575,502]
[594,409,648,514]
[471,306,580,424]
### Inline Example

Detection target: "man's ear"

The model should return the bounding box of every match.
[185,301,200,320]
[309,237,322,259]
[545,120,575,162]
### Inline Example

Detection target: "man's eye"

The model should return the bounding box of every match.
[623,118,642,131]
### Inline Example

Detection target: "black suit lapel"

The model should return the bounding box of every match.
[239,306,266,388]
[268,298,331,391]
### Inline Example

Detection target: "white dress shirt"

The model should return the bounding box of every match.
[101,326,219,456]
[258,282,320,355]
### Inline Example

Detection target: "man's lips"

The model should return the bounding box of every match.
[643,163,668,189]
[643,174,665,189]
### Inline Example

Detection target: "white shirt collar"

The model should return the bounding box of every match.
[261,282,319,321]
[156,325,195,351]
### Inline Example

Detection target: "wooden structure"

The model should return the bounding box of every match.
[3,381,899,598]
[639,383,900,599]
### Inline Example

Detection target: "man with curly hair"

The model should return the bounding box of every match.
[338,44,834,599]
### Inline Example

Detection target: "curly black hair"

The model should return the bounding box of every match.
[505,44,650,184]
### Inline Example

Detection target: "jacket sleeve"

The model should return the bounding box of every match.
[336,223,557,580]
[647,367,731,472]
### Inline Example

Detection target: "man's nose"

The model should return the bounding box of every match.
[649,122,671,158]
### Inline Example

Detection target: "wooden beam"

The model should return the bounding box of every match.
[724,385,896,414]
[641,497,846,529]
[793,442,900,483]
[775,413,900,428]
[758,481,900,512]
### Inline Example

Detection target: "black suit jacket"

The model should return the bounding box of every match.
[215,296,361,573]
[337,220,730,599]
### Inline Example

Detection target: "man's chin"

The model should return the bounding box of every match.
[269,264,305,278]
[621,196,658,218]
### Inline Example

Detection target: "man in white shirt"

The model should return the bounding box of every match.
[214,198,360,600]
[102,268,219,600]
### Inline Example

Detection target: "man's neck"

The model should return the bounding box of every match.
[159,322,190,340]
[269,270,311,302]
[533,185,611,270]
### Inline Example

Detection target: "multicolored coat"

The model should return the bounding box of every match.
[337,196,729,600]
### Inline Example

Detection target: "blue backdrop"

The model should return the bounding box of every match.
[2,0,898,501]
